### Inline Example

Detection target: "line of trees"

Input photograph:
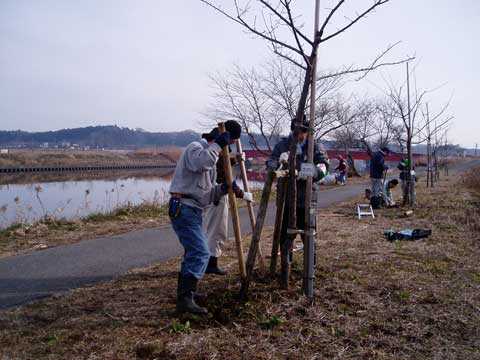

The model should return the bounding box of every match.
[205,58,453,162]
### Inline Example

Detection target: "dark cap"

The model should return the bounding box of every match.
[381,146,391,154]
[203,120,242,142]
[224,120,242,140]
[201,128,219,142]
[290,114,309,132]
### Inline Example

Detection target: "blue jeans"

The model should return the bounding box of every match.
[169,199,210,279]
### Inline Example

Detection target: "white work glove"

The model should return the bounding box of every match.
[316,163,328,179]
[242,191,253,202]
[231,151,246,162]
[279,152,289,164]
[298,163,328,181]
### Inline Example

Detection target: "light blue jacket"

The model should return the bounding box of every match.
[169,139,224,208]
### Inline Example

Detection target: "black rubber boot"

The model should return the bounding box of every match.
[176,274,208,314]
[205,256,227,275]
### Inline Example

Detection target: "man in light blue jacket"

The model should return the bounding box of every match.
[168,120,242,314]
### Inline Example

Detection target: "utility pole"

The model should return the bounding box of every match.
[444,136,449,176]
[303,0,321,298]
[434,119,439,181]
[426,103,434,188]
[406,61,416,207]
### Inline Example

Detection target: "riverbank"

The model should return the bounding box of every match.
[0,187,270,258]
[1,168,478,359]
[0,148,182,168]
[0,201,169,258]
[0,172,403,258]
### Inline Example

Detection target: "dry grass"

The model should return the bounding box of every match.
[0,168,175,185]
[135,147,183,161]
[463,167,480,192]
[1,171,479,359]
[0,148,181,168]
[0,202,169,258]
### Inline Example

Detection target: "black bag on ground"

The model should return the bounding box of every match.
[384,229,432,241]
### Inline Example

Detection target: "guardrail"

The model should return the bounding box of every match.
[0,163,176,173]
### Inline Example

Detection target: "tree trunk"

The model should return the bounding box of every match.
[280,51,315,290]
[346,154,361,177]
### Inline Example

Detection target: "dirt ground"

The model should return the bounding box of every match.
[1,169,479,359]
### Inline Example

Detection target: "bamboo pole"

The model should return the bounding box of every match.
[235,139,266,275]
[218,123,246,279]
[270,176,288,276]
[240,169,275,299]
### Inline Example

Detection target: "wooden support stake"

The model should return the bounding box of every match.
[218,123,246,279]
[270,176,288,277]
[240,169,275,299]
[235,139,266,275]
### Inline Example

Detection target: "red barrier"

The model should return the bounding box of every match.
[244,149,422,161]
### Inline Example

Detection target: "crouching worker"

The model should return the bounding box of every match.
[383,179,399,207]
[168,120,242,314]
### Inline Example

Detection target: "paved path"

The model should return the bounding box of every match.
[1,160,479,310]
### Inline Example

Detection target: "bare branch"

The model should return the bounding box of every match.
[320,0,390,43]
[283,0,310,65]
[199,0,305,57]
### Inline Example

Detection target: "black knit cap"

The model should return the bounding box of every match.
[290,114,309,132]
[201,128,219,142]
[201,120,242,142]
[224,120,242,140]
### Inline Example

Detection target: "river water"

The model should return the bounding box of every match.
[0,168,265,228]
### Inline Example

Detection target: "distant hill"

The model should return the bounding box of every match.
[0,125,272,150]
[0,125,202,149]
[2,125,473,155]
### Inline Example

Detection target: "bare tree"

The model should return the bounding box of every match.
[384,62,452,205]
[205,58,350,150]
[205,64,287,151]
[329,97,381,176]
[200,0,412,291]
[420,103,453,188]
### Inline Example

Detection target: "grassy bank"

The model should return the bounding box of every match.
[0,188,268,258]
[0,147,182,168]
[0,168,478,359]
[0,201,169,258]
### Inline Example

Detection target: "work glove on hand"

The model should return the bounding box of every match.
[242,191,253,202]
[232,180,244,199]
[279,152,289,164]
[235,151,246,162]
[316,163,328,179]
[214,131,231,148]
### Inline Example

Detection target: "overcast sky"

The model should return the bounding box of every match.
[0,0,478,148]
